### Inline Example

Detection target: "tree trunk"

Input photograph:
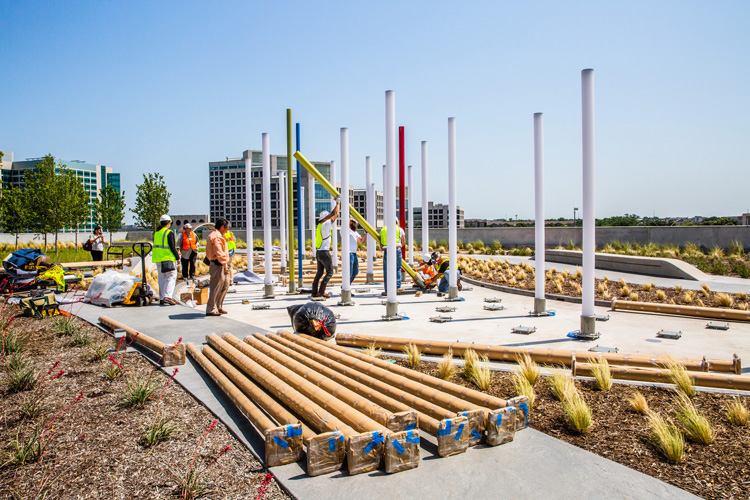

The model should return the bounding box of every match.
[44,234,47,252]
[75,228,79,252]
[14,233,18,250]
[54,231,59,255]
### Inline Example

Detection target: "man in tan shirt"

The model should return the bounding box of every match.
[205,218,231,316]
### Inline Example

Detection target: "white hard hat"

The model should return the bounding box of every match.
[160,214,172,222]
[422,252,431,262]
[319,210,330,220]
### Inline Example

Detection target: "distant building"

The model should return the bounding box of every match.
[352,189,384,228]
[209,150,340,231]
[1,152,121,233]
[169,214,210,229]
[413,202,464,229]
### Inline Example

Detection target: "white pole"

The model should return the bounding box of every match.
[421,141,429,255]
[330,159,339,271]
[340,128,353,303]
[244,152,253,269]
[279,172,287,274]
[448,117,458,299]
[533,112,546,314]
[308,174,316,260]
[581,68,596,333]
[407,164,414,266]
[385,90,398,315]
[365,156,374,283]
[299,185,305,269]
[262,133,274,297]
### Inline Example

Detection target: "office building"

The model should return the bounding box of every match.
[413,202,464,229]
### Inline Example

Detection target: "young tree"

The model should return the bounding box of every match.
[0,185,28,249]
[133,173,170,233]
[92,184,126,245]
[23,154,58,251]
[62,171,91,250]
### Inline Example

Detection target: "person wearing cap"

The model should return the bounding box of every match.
[312,201,339,298]
[177,223,198,280]
[345,219,367,284]
[414,252,438,286]
[153,215,180,305]
[379,218,406,292]
[205,218,231,316]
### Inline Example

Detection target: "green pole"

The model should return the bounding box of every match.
[287,109,296,292]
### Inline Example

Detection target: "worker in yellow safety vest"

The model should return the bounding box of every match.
[380,218,405,292]
[431,251,462,295]
[312,201,339,298]
[153,214,180,305]
[224,229,236,257]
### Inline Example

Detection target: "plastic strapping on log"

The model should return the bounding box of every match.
[286,424,302,437]
[437,420,452,436]
[273,436,289,449]
[406,430,420,444]
[455,423,465,441]
[392,439,405,454]
[363,431,384,454]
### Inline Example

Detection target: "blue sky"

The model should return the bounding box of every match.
[1,0,748,221]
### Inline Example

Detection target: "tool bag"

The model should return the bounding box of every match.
[287,302,337,340]
[19,290,60,318]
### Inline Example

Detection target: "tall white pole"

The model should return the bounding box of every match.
[262,133,274,297]
[385,91,398,315]
[421,141,429,255]
[340,128,353,304]
[407,164,414,266]
[279,172,287,275]
[365,156,374,283]
[308,174,316,260]
[448,117,458,299]
[533,113,546,314]
[330,159,339,271]
[299,186,305,272]
[581,68,596,334]
[244,152,253,269]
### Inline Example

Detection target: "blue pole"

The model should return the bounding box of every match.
[296,122,303,287]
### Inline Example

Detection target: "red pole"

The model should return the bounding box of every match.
[399,126,405,231]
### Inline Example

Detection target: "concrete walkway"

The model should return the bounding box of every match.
[65,299,699,499]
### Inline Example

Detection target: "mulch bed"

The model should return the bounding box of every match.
[0,307,290,500]
[390,357,750,499]
[461,257,750,310]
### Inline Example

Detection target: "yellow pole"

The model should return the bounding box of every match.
[294,150,424,287]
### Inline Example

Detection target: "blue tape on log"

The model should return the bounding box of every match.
[437,420,452,436]
[406,430,420,444]
[496,413,503,426]
[459,411,468,417]
[286,424,302,437]
[363,431,384,454]
[273,436,289,449]
[392,439,405,454]
[471,429,481,440]
[405,422,416,430]
[328,431,344,452]
[520,402,529,424]
[455,423,465,441]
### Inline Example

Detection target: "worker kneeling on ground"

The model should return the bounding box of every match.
[312,201,339,299]
[414,252,438,287]
[432,251,462,295]
[380,218,405,293]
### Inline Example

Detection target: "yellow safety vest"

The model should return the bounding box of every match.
[153,228,176,263]
[316,222,332,249]
[380,225,403,246]
[224,230,236,252]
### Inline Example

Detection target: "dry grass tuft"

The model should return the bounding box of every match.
[554,280,563,293]
[590,358,613,391]
[571,282,582,295]
[562,391,592,434]
[402,343,421,368]
[573,269,582,279]
[516,354,540,386]
[737,292,748,301]
[470,355,493,390]
[739,302,749,311]
[674,284,683,293]
[602,290,611,300]
[673,394,714,444]
[363,343,381,358]
[548,369,576,401]
[642,282,654,291]
[628,392,649,414]
[628,292,639,302]
[656,290,666,301]
[462,348,479,379]
[725,397,749,426]
[597,283,607,294]
[438,351,457,381]
[647,412,685,463]
[512,372,536,408]
[700,283,711,296]
[696,299,705,308]
[662,356,696,398]
[620,285,632,297]
[716,293,734,308]
[682,290,696,304]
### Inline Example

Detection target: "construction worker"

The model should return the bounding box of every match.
[153,214,180,305]
[205,218,231,316]
[177,223,198,280]
[414,252,438,287]
[345,219,367,284]
[312,201,340,298]
[380,218,405,293]
[224,227,237,258]
[432,251,462,295]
